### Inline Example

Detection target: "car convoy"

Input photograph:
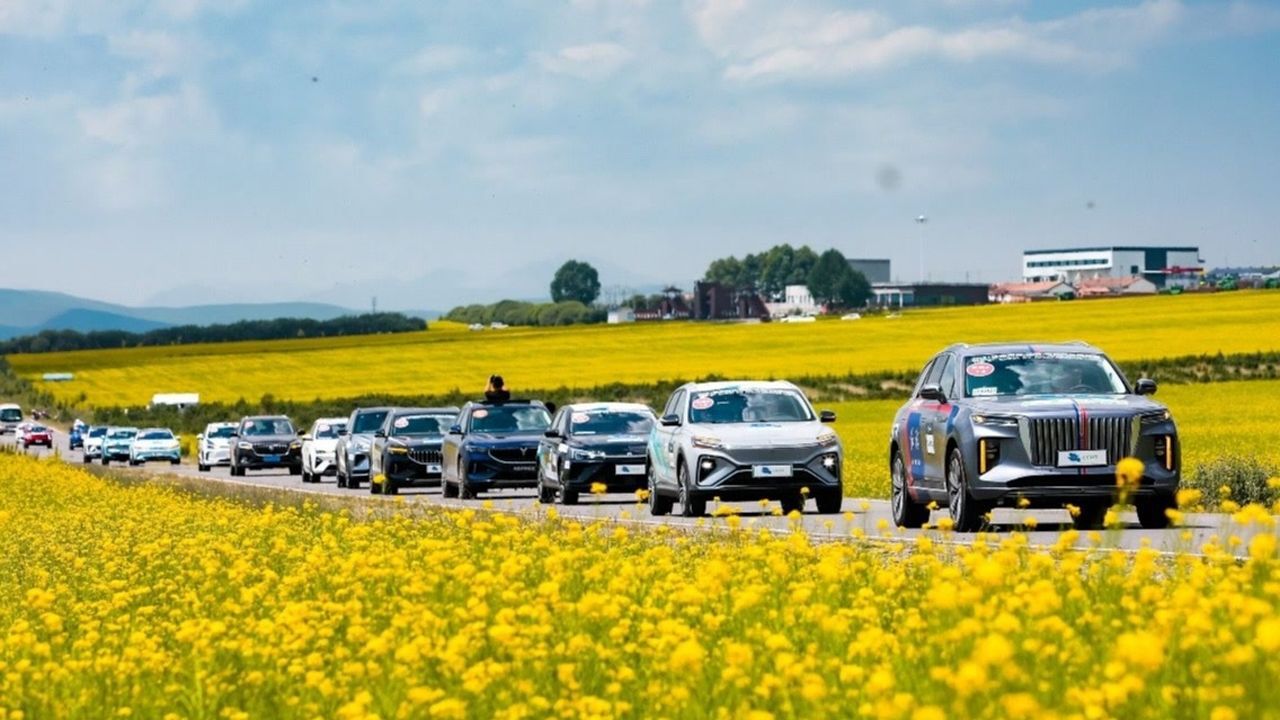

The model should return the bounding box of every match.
[2,341,1181,528]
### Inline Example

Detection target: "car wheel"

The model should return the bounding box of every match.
[890,452,930,528]
[946,447,991,533]
[560,484,580,506]
[442,470,459,498]
[198,463,209,472]
[101,457,109,466]
[815,490,843,514]
[1135,493,1175,529]
[459,465,477,499]
[170,458,180,466]
[83,453,91,464]
[370,479,383,495]
[677,461,705,517]
[536,474,555,504]
[779,493,804,516]
[1070,500,1109,530]
[648,465,674,516]
[336,456,347,488]
[289,465,301,476]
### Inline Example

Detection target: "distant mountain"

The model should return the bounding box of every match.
[0,288,359,340]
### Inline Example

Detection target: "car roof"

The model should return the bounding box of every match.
[313,417,348,424]
[107,426,139,431]
[138,427,173,433]
[562,402,654,414]
[239,415,291,422]
[352,406,395,414]
[941,341,1101,357]
[467,399,545,408]
[205,421,237,428]
[680,380,801,392]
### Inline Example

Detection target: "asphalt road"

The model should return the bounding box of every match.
[3,429,1267,555]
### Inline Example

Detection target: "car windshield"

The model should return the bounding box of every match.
[207,426,236,439]
[0,408,20,422]
[108,429,138,439]
[139,430,173,440]
[964,352,1128,397]
[570,410,654,436]
[29,425,48,433]
[312,422,347,439]
[390,414,453,437]
[469,405,551,433]
[89,427,107,438]
[352,411,389,434]
[687,388,814,424]
[243,419,295,436]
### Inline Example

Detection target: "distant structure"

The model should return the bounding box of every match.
[847,258,891,284]
[1022,246,1202,289]
[633,286,691,321]
[765,284,819,317]
[607,307,636,324]
[990,281,1076,304]
[150,393,200,410]
[871,282,990,308]
[692,281,770,320]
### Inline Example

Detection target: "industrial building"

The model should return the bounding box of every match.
[1022,246,1202,288]
[847,258,891,284]
[871,282,990,308]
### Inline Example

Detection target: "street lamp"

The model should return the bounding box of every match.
[915,215,928,283]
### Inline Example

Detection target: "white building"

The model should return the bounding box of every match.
[150,393,200,410]
[607,308,636,324]
[1023,246,1202,289]
[765,284,819,317]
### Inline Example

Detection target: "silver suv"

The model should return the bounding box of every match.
[647,380,843,517]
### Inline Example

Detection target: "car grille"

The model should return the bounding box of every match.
[409,448,442,465]
[254,443,291,455]
[718,446,812,465]
[489,447,538,463]
[1026,416,1132,467]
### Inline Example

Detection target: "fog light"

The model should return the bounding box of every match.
[980,439,1000,474]
[699,459,715,472]
[822,454,837,469]
[1153,435,1173,471]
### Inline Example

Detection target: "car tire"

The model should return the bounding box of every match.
[442,474,459,498]
[677,461,705,517]
[648,467,674,516]
[890,452,930,529]
[370,479,383,495]
[336,457,348,488]
[779,493,805,516]
[289,465,302,476]
[946,447,992,533]
[815,490,843,514]
[536,475,555,504]
[83,453,91,464]
[101,457,109,466]
[1136,493,1175,529]
[170,458,180,466]
[198,463,209,472]
[560,485,580,506]
[1071,500,1109,531]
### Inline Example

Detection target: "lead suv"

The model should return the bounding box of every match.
[888,342,1179,532]
[230,415,302,476]
[647,381,843,517]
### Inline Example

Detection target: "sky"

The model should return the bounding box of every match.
[2,0,1279,310]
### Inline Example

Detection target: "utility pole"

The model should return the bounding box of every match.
[915,215,928,282]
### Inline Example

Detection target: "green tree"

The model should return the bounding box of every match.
[550,260,602,305]
[807,249,871,310]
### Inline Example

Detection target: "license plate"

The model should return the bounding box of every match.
[427,464,442,474]
[262,454,280,463]
[616,464,645,476]
[514,464,536,473]
[752,464,793,478]
[1057,449,1108,467]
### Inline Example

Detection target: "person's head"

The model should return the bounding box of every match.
[490,374,505,389]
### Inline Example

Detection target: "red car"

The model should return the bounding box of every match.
[21,424,53,449]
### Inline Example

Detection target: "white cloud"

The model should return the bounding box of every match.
[76,154,166,210]
[77,85,215,147]
[537,42,634,79]
[397,45,476,75]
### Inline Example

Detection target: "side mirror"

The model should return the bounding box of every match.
[338,428,348,436]
[819,410,837,423]
[1135,378,1158,395]
[919,384,946,403]
[448,424,463,435]
[544,429,561,438]
[229,432,239,438]
[660,414,681,427]
[301,434,311,441]
[196,434,203,441]
[374,430,386,438]
[297,428,306,436]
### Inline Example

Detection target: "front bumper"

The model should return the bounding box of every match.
[383,454,444,483]
[463,451,539,489]
[236,448,301,469]
[562,456,649,492]
[132,449,181,463]
[687,445,843,500]
[201,446,232,466]
[83,443,103,458]
[103,446,133,460]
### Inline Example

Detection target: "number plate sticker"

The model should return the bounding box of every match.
[1057,449,1108,467]
[514,464,537,473]
[615,464,645,476]
[752,464,793,478]
[427,464,442,474]
[262,455,280,463]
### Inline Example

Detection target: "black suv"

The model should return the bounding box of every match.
[230,415,302,476]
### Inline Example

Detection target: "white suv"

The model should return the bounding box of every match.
[301,417,348,483]
[196,422,238,472]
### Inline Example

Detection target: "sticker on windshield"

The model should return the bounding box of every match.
[972,386,998,397]
[571,412,591,424]
[966,362,995,378]
[691,395,714,411]
[472,409,489,419]
[393,418,409,429]
[317,424,330,433]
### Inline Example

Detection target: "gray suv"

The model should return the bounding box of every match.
[335,406,392,489]
[647,381,843,517]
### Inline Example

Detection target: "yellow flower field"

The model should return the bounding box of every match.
[10,291,1280,407]
[2,453,1279,719]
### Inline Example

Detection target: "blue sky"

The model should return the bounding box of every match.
[2,0,1278,309]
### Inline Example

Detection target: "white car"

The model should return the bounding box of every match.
[0,403,22,435]
[82,426,108,463]
[196,422,238,472]
[301,417,348,483]
[129,428,181,466]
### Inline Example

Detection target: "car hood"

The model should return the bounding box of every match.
[465,431,544,447]
[204,437,232,446]
[242,434,298,444]
[963,394,1163,417]
[388,436,445,449]
[567,434,649,454]
[685,422,832,448]
[134,438,177,446]
[308,438,340,452]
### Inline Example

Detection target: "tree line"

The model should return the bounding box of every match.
[0,313,427,355]
[443,300,606,327]
[703,244,872,309]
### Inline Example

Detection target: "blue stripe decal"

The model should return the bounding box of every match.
[945,405,959,434]
[906,412,924,483]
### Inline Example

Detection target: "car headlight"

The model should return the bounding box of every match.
[816,431,838,446]
[692,435,725,450]
[238,441,253,450]
[973,414,1019,427]
[1140,410,1171,425]
[569,447,605,461]
[290,441,301,449]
